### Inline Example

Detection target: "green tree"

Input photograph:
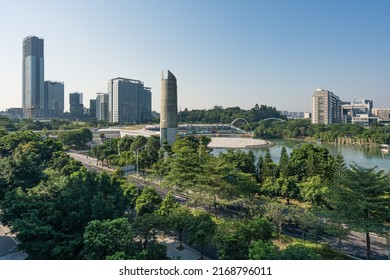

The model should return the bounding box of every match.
[0,130,41,156]
[121,182,139,211]
[334,153,347,177]
[170,207,194,249]
[298,175,329,206]
[48,151,83,175]
[256,155,264,182]
[144,135,161,168]
[58,128,92,149]
[0,139,62,199]
[289,144,335,181]
[163,144,202,204]
[262,149,276,180]
[278,147,289,178]
[263,202,292,245]
[137,241,168,260]
[0,169,128,259]
[157,191,179,216]
[83,218,140,260]
[249,240,281,260]
[200,156,258,217]
[132,213,164,250]
[215,217,273,260]
[218,149,256,175]
[329,164,390,260]
[188,212,216,259]
[135,187,162,216]
[117,136,134,154]
[281,243,321,260]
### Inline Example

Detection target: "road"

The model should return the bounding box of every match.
[0,223,27,260]
[68,152,389,260]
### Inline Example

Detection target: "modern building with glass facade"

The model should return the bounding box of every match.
[312,88,342,124]
[108,77,152,123]
[44,81,64,118]
[140,87,152,122]
[89,99,96,119]
[69,92,84,116]
[22,36,44,118]
[96,92,109,121]
[5,108,23,119]
[342,99,373,123]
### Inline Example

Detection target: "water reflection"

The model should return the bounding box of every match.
[211,138,389,170]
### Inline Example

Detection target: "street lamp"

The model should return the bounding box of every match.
[135,146,146,176]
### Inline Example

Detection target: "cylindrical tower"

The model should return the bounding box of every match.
[160,70,178,144]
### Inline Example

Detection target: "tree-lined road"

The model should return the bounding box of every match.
[68,151,389,260]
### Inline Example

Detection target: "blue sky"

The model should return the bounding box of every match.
[1,0,389,112]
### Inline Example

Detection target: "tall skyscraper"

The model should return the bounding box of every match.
[312,88,342,124]
[96,92,109,121]
[108,77,152,123]
[160,70,178,144]
[44,81,64,118]
[89,99,97,119]
[69,92,84,116]
[22,36,44,118]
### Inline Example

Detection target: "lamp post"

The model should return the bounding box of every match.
[135,146,145,176]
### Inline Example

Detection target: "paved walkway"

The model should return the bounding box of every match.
[208,137,271,149]
[0,224,27,260]
[158,236,209,260]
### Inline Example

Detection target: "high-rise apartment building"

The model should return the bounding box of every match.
[96,93,109,121]
[6,108,23,119]
[108,78,152,123]
[44,81,64,118]
[69,92,84,116]
[160,70,178,144]
[89,99,96,119]
[372,108,390,121]
[312,88,342,124]
[22,36,44,118]
[140,87,152,122]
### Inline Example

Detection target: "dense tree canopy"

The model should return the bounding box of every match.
[1,124,388,260]
[58,128,93,149]
[254,118,390,145]
[83,218,140,260]
[178,104,284,128]
[1,169,130,259]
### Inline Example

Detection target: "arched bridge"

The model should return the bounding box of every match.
[259,118,286,123]
[231,118,249,127]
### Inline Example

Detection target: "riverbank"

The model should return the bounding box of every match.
[208,137,273,149]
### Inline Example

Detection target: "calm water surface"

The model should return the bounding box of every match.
[212,138,390,170]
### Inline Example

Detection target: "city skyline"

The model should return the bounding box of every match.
[1,0,390,113]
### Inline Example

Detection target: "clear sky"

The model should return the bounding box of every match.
[1,0,389,112]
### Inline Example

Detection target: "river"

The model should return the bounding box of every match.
[212,138,390,170]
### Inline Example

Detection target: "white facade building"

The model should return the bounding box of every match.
[96,92,109,121]
[108,77,152,123]
[312,88,342,124]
